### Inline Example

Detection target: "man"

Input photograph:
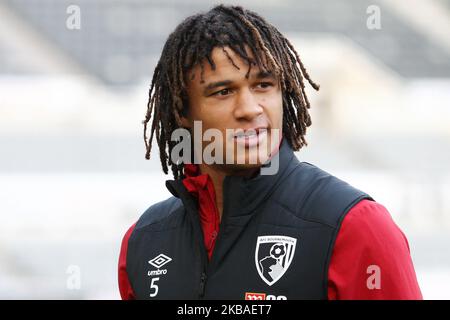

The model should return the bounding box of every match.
[118,5,422,300]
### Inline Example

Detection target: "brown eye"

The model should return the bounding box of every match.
[213,88,231,96]
[257,82,273,89]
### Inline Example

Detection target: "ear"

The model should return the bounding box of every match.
[180,115,191,129]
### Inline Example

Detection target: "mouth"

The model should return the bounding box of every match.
[232,127,268,148]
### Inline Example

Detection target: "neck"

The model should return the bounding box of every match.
[198,163,260,220]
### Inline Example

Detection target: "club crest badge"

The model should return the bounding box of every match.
[255,235,297,286]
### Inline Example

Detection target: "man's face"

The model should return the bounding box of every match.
[182,46,283,172]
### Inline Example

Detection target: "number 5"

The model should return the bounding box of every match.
[150,277,159,297]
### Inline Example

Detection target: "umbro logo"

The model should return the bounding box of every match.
[149,254,172,269]
[147,254,172,298]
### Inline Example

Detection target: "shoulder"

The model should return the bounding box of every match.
[133,196,184,231]
[328,200,423,299]
[337,199,410,251]
[118,197,182,299]
[277,162,372,227]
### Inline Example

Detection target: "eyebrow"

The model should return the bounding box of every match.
[203,80,233,94]
[255,70,274,79]
[203,70,275,95]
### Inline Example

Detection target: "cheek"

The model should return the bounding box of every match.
[264,93,283,128]
[192,103,232,134]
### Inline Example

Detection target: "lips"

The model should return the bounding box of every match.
[233,127,266,138]
[232,127,268,148]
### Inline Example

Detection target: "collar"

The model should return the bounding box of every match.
[165,138,299,217]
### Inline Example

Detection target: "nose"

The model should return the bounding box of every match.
[233,88,263,121]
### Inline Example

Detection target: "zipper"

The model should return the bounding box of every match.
[199,271,207,298]
[172,180,210,299]
[171,178,229,299]
[198,202,227,299]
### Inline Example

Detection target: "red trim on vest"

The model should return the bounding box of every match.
[182,164,220,260]
[118,223,137,300]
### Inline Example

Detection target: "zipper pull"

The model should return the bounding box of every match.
[199,272,207,298]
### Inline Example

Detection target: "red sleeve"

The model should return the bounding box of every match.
[118,223,137,300]
[327,199,423,300]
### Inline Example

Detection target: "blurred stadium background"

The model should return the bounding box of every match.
[0,0,449,299]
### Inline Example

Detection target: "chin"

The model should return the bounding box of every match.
[229,162,263,169]
[215,156,265,171]
[215,161,263,176]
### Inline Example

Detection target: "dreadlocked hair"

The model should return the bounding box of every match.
[143,4,319,179]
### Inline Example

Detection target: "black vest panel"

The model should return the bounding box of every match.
[126,141,373,300]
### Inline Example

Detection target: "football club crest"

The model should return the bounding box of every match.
[255,235,297,286]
